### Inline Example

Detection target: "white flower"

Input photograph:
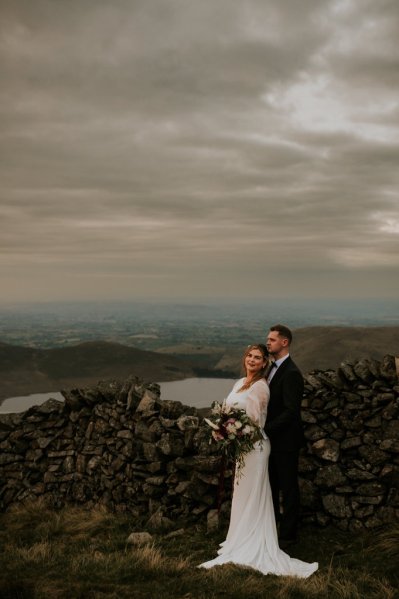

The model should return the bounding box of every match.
[211,402,223,415]
[204,418,220,430]
[242,425,254,435]
[226,423,237,434]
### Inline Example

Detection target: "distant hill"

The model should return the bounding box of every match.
[0,341,195,400]
[1,326,398,401]
[213,326,399,375]
[293,326,399,371]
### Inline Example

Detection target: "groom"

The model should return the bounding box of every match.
[265,324,305,548]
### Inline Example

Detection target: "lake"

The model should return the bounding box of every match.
[159,377,235,408]
[0,391,65,414]
[0,378,236,414]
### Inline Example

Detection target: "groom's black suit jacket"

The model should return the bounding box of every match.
[265,356,305,452]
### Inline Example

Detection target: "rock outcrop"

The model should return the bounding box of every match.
[0,356,398,532]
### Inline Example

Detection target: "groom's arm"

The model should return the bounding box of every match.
[264,369,303,434]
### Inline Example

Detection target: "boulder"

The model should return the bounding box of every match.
[311,439,340,462]
[314,465,347,488]
[206,509,219,532]
[322,495,352,518]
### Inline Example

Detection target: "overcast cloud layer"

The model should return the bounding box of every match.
[1,0,398,302]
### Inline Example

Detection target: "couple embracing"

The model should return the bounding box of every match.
[199,324,318,578]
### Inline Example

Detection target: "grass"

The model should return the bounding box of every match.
[0,499,397,599]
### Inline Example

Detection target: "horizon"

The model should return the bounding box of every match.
[0,297,398,328]
[0,296,397,306]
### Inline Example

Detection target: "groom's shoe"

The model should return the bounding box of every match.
[279,538,297,550]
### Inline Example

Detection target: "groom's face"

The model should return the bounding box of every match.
[266,331,288,358]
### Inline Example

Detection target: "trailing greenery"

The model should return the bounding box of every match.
[0,500,397,599]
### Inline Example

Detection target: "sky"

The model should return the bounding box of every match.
[1,0,398,304]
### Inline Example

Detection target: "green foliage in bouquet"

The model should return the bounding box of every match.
[204,401,263,474]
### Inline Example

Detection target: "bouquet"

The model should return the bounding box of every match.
[204,401,263,476]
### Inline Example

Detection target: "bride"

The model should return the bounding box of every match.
[199,344,318,578]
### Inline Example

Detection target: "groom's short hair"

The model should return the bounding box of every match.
[270,324,292,344]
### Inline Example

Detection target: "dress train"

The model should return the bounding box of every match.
[199,438,318,578]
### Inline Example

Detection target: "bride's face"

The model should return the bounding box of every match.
[245,349,266,375]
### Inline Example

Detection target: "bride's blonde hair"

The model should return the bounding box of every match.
[239,344,269,391]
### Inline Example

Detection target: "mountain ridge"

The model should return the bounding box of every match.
[213,325,399,374]
[0,325,398,401]
[0,340,195,400]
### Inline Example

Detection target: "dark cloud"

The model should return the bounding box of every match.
[0,0,398,301]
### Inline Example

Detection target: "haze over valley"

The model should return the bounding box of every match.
[0,300,398,403]
[1,298,397,350]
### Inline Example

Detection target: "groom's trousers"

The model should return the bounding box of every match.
[268,449,300,541]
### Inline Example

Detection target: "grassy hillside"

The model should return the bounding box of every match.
[0,341,194,400]
[0,501,397,599]
[294,326,399,371]
[212,326,399,376]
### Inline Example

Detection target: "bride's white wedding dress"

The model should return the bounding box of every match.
[199,378,318,578]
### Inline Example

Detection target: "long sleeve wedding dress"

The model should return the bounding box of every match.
[199,378,318,578]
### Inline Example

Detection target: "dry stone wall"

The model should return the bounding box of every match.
[0,356,398,532]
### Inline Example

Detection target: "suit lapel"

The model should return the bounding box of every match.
[269,356,291,388]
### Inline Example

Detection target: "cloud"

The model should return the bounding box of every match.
[0,0,398,301]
